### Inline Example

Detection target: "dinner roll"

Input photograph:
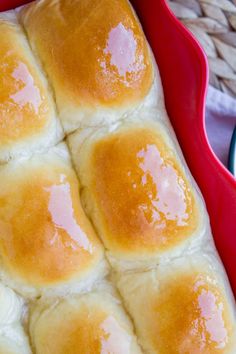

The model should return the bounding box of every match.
[0,283,31,354]
[20,0,160,133]
[68,120,206,270]
[29,289,141,354]
[0,11,63,163]
[0,143,106,298]
[116,253,236,354]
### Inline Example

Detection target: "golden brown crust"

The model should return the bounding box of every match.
[117,256,236,354]
[88,127,199,256]
[30,292,141,354]
[0,148,104,292]
[149,272,234,353]
[20,0,153,110]
[0,16,57,152]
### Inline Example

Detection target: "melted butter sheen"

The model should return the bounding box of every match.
[0,21,50,144]
[0,166,101,286]
[150,272,234,353]
[91,128,199,253]
[21,0,153,107]
[36,305,132,354]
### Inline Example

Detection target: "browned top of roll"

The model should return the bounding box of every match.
[0,17,54,147]
[146,271,235,353]
[89,127,200,256]
[30,293,140,354]
[0,154,103,289]
[20,0,153,110]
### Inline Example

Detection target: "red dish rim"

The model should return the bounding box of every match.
[162,0,236,188]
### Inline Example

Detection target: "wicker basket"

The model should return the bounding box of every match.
[169,0,236,97]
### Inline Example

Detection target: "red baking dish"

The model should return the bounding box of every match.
[1,0,236,296]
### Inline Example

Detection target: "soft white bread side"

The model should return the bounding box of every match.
[0,283,23,324]
[116,252,236,354]
[0,11,63,163]
[29,286,142,354]
[68,120,208,271]
[19,0,164,133]
[0,326,31,354]
[0,143,107,298]
[0,283,31,354]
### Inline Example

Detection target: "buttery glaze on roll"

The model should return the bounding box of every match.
[20,0,157,133]
[117,254,236,354]
[0,283,31,354]
[29,290,141,354]
[0,12,63,163]
[68,121,206,269]
[0,144,106,298]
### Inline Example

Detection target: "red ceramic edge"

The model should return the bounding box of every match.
[0,0,32,11]
[154,0,236,189]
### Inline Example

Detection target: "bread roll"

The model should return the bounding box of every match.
[19,0,160,133]
[68,120,207,270]
[0,143,107,298]
[0,283,31,354]
[29,288,141,354]
[0,11,63,163]
[116,253,236,353]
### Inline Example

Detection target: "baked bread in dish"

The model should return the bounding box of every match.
[68,120,207,270]
[0,144,106,298]
[0,11,63,164]
[20,0,160,133]
[0,0,234,352]
[116,253,236,353]
[29,286,141,354]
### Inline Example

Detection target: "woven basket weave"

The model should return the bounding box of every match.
[169,0,236,97]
